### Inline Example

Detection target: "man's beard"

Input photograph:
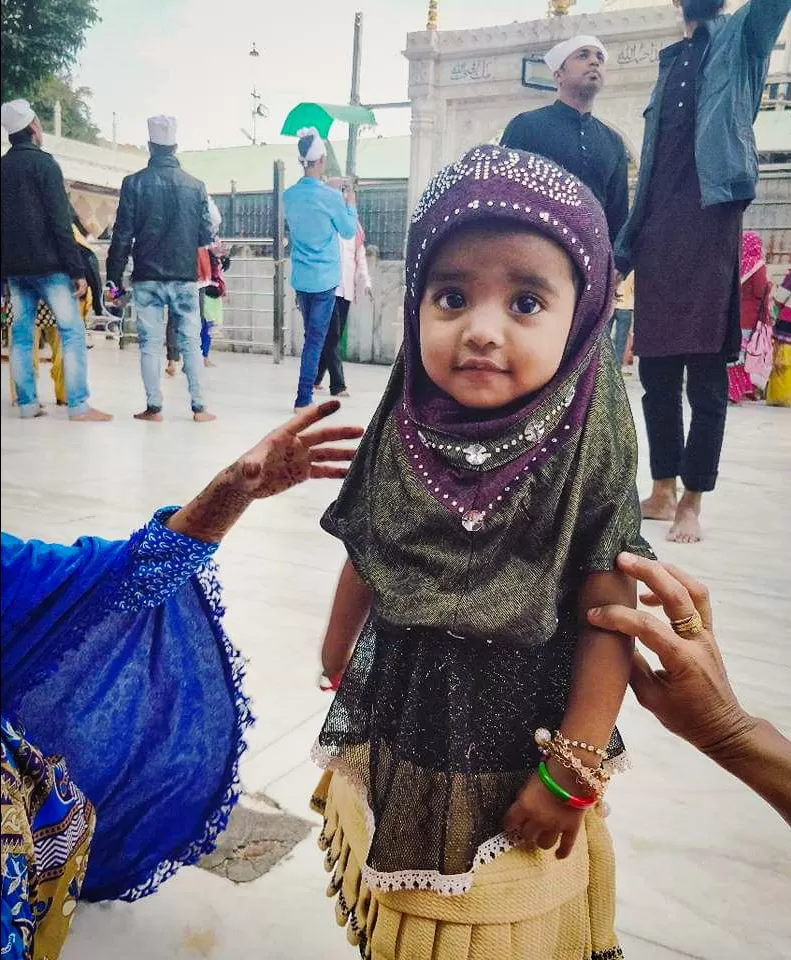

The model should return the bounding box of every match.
[680,0,725,21]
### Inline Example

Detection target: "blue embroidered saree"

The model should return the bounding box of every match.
[1,507,252,955]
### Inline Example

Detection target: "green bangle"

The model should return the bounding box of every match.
[536,761,597,809]
[537,760,572,802]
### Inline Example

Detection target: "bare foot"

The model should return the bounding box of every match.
[193,410,217,422]
[335,390,350,398]
[667,504,703,543]
[203,358,216,368]
[667,492,703,543]
[134,408,163,422]
[70,407,114,422]
[641,492,677,521]
[166,362,177,377]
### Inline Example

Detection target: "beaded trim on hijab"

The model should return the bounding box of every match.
[408,147,596,303]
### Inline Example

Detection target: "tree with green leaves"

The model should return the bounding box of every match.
[33,74,100,144]
[1,0,99,102]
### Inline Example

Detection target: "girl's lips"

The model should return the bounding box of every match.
[455,359,507,373]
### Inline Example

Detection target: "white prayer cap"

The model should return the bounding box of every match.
[1,99,36,135]
[296,127,327,164]
[544,36,608,74]
[147,115,178,146]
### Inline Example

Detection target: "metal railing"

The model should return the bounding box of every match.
[214,254,278,355]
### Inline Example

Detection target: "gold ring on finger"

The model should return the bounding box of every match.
[670,611,704,636]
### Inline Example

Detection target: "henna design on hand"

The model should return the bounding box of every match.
[167,401,364,543]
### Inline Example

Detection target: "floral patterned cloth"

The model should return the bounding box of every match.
[1,717,95,960]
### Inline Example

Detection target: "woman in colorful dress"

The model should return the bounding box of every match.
[727,231,772,404]
[1,402,362,960]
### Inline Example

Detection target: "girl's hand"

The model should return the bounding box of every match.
[503,771,587,859]
[321,637,350,678]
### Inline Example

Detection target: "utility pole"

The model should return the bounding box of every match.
[346,11,363,178]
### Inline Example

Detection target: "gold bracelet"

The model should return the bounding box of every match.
[534,729,610,799]
[554,745,609,797]
[535,728,608,760]
[557,731,608,759]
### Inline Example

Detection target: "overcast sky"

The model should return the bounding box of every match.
[74,0,601,150]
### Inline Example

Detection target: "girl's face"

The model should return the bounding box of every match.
[419,226,577,410]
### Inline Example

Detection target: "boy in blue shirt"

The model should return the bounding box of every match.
[284,128,359,410]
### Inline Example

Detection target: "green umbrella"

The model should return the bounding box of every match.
[281,103,376,139]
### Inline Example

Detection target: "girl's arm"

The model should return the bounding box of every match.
[560,568,637,757]
[321,557,373,677]
[503,568,636,858]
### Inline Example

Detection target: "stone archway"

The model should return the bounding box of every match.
[404,5,683,211]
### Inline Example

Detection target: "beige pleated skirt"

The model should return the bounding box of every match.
[311,771,623,960]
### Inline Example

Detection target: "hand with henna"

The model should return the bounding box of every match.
[167,401,363,544]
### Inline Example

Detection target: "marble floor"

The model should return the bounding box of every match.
[2,342,789,960]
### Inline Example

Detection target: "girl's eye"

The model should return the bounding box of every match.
[437,291,466,310]
[512,294,542,316]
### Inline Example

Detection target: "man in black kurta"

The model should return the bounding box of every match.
[501,36,629,245]
[615,0,789,543]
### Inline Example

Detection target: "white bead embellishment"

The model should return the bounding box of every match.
[462,442,491,466]
[411,147,584,226]
[462,510,486,532]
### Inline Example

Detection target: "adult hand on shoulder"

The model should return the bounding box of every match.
[589,553,791,825]
[73,278,88,299]
[587,553,754,759]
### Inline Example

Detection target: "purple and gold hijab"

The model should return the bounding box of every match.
[323,145,652,646]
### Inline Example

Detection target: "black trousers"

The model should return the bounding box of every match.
[315,296,350,394]
[639,354,728,493]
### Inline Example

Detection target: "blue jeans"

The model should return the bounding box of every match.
[8,273,90,417]
[610,308,632,366]
[134,281,206,412]
[295,289,337,408]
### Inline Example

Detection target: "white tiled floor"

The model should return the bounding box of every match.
[2,343,790,959]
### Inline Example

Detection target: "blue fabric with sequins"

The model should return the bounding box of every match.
[1,508,253,902]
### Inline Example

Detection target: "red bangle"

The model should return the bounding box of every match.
[536,760,597,809]
[318,671,343,692]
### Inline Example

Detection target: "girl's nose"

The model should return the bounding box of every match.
[461,307,506,349]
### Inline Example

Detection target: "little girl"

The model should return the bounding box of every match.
[312,145,653,960]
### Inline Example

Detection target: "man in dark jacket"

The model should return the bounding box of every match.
[107,115,215,422]
[500,36,628,245]
[1,99,111,421]
[615,0,789,545]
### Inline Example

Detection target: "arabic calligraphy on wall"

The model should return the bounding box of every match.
[612,39,665,67]
[448,59,494,83]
